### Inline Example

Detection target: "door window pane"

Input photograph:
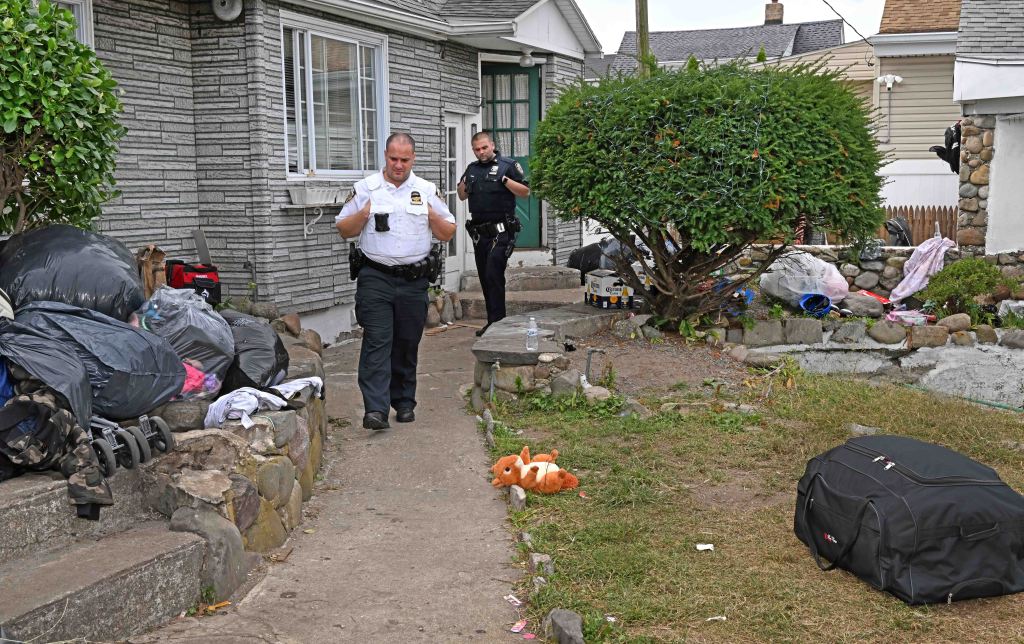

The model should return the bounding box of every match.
[513,74,528,100]
[495,75,511,100]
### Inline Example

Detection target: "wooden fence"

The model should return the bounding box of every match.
[875,205,958,246]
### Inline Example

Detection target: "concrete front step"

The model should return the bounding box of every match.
[459,266,581,292]
[458,287,585,320]
[0,468,158,567]
[0,523,204,642]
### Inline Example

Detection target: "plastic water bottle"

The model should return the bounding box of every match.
[526,317,539,351]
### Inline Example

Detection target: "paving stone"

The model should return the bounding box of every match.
[742,320,784,347]
[908,326,950,349]
[784,318,823,345]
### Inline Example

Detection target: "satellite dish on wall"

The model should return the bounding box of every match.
[211,0,242,22]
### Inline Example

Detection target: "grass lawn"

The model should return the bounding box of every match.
[488,370,1024,643]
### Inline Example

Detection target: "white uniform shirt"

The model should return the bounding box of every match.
[335,171,455,266]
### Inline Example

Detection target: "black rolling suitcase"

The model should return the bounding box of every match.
[795,435,1024,604]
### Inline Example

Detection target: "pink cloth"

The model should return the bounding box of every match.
[889,237,956,303]
[182,362,206,394]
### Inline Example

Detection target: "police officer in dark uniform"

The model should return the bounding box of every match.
[336,133,456,431]
[458,131,531,336]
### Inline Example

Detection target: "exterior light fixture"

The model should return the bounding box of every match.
[519,50,536,68]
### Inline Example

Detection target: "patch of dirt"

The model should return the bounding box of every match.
[564,330,750,396]
[691,469,790,512]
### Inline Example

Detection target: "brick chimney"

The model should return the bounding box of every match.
[765,0,784,25]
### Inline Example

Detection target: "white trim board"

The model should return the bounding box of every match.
[871,31,957,58]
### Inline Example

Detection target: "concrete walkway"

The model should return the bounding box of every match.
[136,326,518,643]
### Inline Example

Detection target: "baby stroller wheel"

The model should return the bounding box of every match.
[115,429,140,469]
[128,425,152,463]
[92,438,117,477]
[151,416,175,453]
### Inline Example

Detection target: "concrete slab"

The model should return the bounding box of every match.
[471,305,626,365]
[458,287,585,319]
[0,468,159,567]
[0,524,204,642]
[460,266,581,292]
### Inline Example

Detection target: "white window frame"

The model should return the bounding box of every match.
[53,0,94,48]
[279,11,390,181]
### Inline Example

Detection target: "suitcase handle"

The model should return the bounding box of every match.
[960,523,1000,541]
[802,474,872,572]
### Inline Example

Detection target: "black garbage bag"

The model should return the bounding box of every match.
[220,309,289,393]
[15,302,185,420]
[136,287,234,400]
[567,237,639,285]
[0,224,145,321]
[0,319,92,428]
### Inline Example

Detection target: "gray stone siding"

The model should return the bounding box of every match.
[92,0,200,255]
[543,54,583,266]
[93,1,573,314]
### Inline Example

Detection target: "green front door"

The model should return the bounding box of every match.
[481,64,541,247]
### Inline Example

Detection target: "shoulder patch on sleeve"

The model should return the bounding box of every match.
[343,190,355,205]
[514,161,524,175]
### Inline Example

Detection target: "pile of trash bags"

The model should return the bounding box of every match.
[760,251,850,316]
[0,226,291,520]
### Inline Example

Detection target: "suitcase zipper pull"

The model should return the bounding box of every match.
[872,456,885,462]
[884,461,896,470]
[947,592,953,605]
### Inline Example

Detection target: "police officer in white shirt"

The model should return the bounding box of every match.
[336,133,456,431]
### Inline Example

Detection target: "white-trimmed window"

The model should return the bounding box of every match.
[280,12,389,178]
[55,0,94,47]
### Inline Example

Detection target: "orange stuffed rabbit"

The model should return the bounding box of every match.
[491,445,579,494]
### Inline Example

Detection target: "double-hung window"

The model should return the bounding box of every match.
[55,0,94,47]
[281,13,388,178]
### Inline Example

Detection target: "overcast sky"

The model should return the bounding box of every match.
[576,0,887,55]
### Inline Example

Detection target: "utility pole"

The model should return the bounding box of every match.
[636,0,650,79]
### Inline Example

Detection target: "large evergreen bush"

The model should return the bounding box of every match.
[0,0,124,233]
[533,60,885,322]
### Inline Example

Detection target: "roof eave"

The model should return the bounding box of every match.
[870,31,957,57]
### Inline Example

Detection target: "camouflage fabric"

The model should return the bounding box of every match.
[0,389,113,509]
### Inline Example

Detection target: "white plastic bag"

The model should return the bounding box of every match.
[759,251,849,307]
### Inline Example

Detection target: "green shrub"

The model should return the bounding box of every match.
[920,258,1004,316]
[0,0,125,233]
[533,60,884,322]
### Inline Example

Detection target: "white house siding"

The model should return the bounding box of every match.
[543,53,584,265]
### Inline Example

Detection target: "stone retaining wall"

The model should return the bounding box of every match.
[137,320,328,601]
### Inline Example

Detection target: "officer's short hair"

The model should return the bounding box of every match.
[471,131,493,144]
[385,132,416,151]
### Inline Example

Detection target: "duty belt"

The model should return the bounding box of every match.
[363,256,430,281]
[467,217,520,242]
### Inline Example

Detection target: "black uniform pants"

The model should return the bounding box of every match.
[473,230,514,325]
[354,266,429,415]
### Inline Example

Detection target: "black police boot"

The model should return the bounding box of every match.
[363,411,390,431]
[395,408,415,423]
[475,323,491,337]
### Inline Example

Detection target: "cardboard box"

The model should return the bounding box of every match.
[585,269,635,309]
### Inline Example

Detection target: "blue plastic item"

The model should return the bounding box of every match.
[799,293,833,318]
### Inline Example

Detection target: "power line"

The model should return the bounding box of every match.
[820,0,873,44]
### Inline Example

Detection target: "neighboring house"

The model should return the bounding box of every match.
[953,0,1024,259]
[66,0,600,340]
[608,2,843,74]
[582,1,844,245]
[771,39,877,105]
[870,0,962,210]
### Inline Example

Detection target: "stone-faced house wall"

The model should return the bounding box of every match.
[956,115,994,256]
